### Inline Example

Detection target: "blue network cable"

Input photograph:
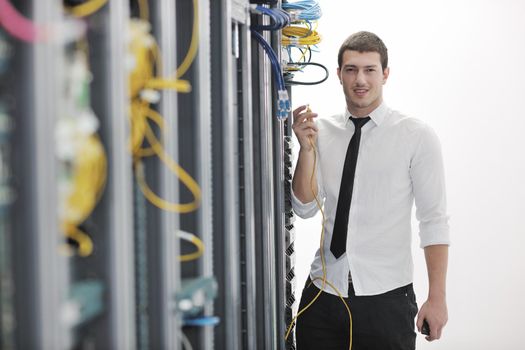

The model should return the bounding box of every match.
[183,316,220,327]
[251,30,291,120]
[282,0,322,21]
[250,5,291,31]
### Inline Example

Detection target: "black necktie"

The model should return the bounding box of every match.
[330,116,371,259]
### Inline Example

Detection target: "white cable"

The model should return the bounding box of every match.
[180,330,193,350]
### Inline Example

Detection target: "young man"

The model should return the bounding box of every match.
[292,31,449,350]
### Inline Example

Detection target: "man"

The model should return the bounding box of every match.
[292,31,449,350]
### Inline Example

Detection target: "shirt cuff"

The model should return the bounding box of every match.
[291,187,320,218]
[419,223,451,248]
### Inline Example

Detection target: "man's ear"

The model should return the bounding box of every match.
[337,67,342,84]
[383,67,390,84]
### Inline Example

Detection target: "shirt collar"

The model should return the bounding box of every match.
[342,101,388,127]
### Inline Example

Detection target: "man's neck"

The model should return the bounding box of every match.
[348,99,383,118]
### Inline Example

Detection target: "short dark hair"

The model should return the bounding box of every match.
[337,31,388,70]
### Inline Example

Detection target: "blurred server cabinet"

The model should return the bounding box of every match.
[0,0,293,349]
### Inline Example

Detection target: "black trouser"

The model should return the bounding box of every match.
[296,277,418,350]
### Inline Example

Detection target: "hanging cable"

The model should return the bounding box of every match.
[61,134,107,257]
[134,119,202,213]
[138,0,149,21]
[250,5,291,31]
[284,110,353,350]
[284,62,329,86]
[176,0,199,80]
[177,230,205,262]
[0,0,44,42]
[65,0,108,17]
[250,30,290,120]
[285,45,312,68]
[126,1,205,262]
[128,17,201,213]
[180,330,194,350]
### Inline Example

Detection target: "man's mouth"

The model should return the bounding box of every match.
[353,88,368,97]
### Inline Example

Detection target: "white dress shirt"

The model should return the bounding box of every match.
[292,102,450,296]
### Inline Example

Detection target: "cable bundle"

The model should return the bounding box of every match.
[58,49,107,257]
[251,30,290,120]
[280,1,328,86]
[127,0,202,217]
[250,5,291,31]
[61,134,107,257]
[128,16,201,214]
[250,4,291,119]
[281,25,321,46]
[282,0,322,22]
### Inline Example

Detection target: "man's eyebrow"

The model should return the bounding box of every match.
[342,64,379,69]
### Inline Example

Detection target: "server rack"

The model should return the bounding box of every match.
[0,0,298,349]
[3,1,138,348]
[175,0,216,349]
[9,1,69,347]
[209,0,243,348]
[0,28,15,350]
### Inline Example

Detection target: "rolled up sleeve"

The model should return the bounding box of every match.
[291,155,326,219]
[409,125,451,248]
[291,188,324,218]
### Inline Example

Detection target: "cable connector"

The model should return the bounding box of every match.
[140,88,161,103]
[249,4,262,14]
[288,10,301,22]
[277,89,291,120]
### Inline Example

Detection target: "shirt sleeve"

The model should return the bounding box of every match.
[291,149,326,219]
[409,125,451,248]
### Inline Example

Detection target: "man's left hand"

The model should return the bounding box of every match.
[416,297,448,341]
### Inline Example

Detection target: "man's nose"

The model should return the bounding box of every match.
[356,70,366,84]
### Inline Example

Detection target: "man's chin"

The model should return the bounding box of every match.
[350,101,371,109]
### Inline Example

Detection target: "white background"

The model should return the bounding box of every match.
[290,0,525,349]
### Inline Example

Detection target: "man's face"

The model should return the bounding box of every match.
[337,50,389,117]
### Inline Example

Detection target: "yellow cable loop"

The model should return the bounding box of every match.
[178,232,205,262]
[285,118,353,350]
[136,105,167,157]
[145,38,192,93]
[62,224,94,257]
[135,120,201,213]
[129,0,197,86]
[282,26,321,46]
[175,0,199,80]
[127,4,201,213]
[129,100,167,158]
[66,0,108,17]
[61,134,107,257]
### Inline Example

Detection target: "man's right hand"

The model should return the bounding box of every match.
[292,105,318,151]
